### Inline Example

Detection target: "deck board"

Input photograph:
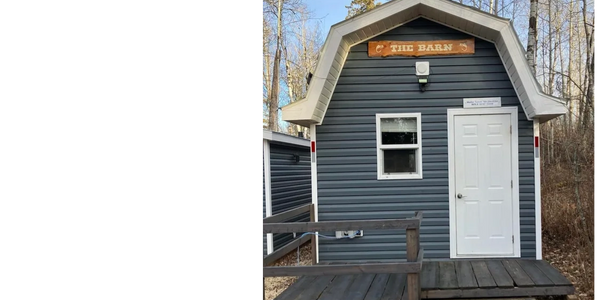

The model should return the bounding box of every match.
[344,274,376,300]
[420,262,438,289]
[317,275,355,300]
[516,260,554,286]
[363,274,391,300]
[502,260,535,287]
[273,259,573,300]
[380,273,407,300]
[294,275,335,300]
[422,285,575,299]
[532,260,572,286]
[485,260,514,287]
[438,261,458,289]
[470,260,496,288]
[455,261,478,289]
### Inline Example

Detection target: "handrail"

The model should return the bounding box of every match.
[263,211,424,300]
[263,203,311,224]
[263,247,424,277]
[263,203,315,267]
[263,215,422,234]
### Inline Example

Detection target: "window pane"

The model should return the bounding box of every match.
[381,117,418,145]
[382,132,418,145]
[383,149,417,173]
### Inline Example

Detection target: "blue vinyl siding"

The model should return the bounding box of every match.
[316,18,536,262]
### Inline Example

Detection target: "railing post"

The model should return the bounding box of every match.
[406,212,421,300]
[310,204,317,265]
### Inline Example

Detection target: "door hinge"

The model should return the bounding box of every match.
[512,235,514,243]
[511,180,513,188]
[510,125,512,134]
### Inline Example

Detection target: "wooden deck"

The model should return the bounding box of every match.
[274,259,574,300]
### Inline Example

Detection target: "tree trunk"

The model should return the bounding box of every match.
[283,44,298,137]
[581,0,593,130]
[268,0,283,132]
[526,0,538,74]
[568,0,574,128]
[260,5,270,128]
[547,0,554,95]
[494,0,498,16]
[557,18,567,135]
[540,17,545,88]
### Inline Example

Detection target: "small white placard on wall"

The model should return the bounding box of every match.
[463,97,501,108]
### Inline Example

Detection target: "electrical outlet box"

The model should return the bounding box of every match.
[335,230,364,239]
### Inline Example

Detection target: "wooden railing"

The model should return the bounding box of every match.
[263,211,424,300]
[263,203,316,266]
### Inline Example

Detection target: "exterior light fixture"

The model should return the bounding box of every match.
[415,61,429,92]
[292,154,300,163]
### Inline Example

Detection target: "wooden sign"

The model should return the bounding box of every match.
[368,38,475,57]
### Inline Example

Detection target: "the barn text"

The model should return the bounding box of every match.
[368,38,475,57]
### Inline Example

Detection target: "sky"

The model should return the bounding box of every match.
[303,0,355,36]
[303,0,445,46]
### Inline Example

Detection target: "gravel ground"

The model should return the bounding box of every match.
[264,242,312,300]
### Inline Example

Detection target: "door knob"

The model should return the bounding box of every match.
[457,193,465,199]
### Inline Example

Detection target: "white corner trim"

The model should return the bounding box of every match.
[511,108,522,258]
[447,107,520,258]
[263,139,273,254]
[447,110,457,259]
[263,130,310,148]
[534,119,542,259]
[310,124,319,263]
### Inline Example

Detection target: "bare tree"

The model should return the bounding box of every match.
[267,0,283,132]
[567,0,574,127]
[282,7,321,136]
[261,0,304,131]
[526,0,538,73]
[580,0,594,130]
[489,0,499,14]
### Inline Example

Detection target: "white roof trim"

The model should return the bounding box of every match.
[263,130,310,147]
[281,0,567,126]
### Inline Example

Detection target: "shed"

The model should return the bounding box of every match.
[263,130,312,257]
[282,0,567,262]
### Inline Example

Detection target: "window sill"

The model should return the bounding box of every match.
[378,173,422,180]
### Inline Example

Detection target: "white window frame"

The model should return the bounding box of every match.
[376,113,423,180]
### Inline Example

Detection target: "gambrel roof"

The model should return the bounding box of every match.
[282,0,567,126]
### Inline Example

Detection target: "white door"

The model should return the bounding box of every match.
[453,113,514,256]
